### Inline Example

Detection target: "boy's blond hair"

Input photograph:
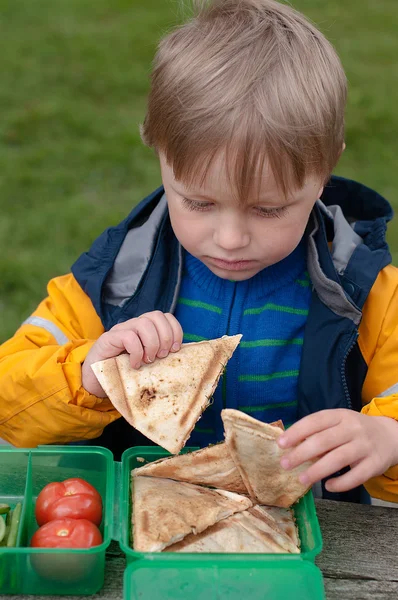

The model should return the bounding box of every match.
[142,0,347,200]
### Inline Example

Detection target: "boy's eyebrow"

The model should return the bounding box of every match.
[171,185,287,205]
[247,196,288,206]
[185,191,215,201]
[171,185,214,201]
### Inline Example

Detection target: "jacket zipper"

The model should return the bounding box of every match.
[340,331,359,410]
[222,284,237,409]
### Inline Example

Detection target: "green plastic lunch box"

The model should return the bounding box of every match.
[0,445,325,598]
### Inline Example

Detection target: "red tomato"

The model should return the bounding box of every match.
[30,518,103,549]
[35,478,102,527]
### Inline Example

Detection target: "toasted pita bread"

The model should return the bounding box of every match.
[255,505,300,548]
[92,335,241,454]
[270,419,285,431]
[222,409,312,507]
[132,418,283,492]
[133,442,247,494]
[167,507,299,554]
[132,475,252,552]
[247,505,300,551]
[133,417,283,493]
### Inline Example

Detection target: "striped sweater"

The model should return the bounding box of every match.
[173,243,312,448]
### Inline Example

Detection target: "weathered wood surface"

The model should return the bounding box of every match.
[316,499,398,599]
[8,499,398,600]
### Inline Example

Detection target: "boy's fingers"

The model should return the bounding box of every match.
[145,311,175,358]
[325,458,374,493]
[119,331,145,369]
[298,442,361,487]
[281,424,348,470]
[164,313,183,351]
[278,409,344,449]
[109,312,183,360]
[96,330,127,357]
[133,318,161,363]
[96,330,144,369]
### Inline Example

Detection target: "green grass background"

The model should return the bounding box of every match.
[0,0,397,341]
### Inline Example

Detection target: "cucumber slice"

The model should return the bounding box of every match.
[0,516,5,543]
[0,504,10,515]
[6,503,22,548]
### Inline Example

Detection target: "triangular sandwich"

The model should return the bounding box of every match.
[222,409,312,507]
[167,506,299,554]
[247,505,300,551]
[132,419,284,494]
[133,442,247,494]
[254,505,300,548]
[91,335,241,454]
[132,475,252,552]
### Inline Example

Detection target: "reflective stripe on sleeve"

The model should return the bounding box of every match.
[379,382,398,398]
[21,316,69,345]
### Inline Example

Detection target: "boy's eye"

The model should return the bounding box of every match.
[182,197,213,212]
[254,206,288,218]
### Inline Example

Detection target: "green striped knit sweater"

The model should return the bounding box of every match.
[174,242,312,447]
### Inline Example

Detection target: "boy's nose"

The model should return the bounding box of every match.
[213,223,250,251]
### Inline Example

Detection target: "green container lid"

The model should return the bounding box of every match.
[124,557,325,600]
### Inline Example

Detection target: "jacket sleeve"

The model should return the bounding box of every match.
[358,265,398,502]
[0,274,120,447]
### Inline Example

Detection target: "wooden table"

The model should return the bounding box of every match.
[9,499,398,600]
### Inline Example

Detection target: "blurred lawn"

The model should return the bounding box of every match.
[0,0,397,341]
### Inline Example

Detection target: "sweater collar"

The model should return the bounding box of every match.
[183,240,308,300]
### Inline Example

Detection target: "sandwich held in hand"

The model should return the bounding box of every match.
[91,335,241,454]
[222,409,313,507]
[133,419,283,495]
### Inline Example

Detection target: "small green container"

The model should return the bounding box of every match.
[0,445,324,598]
[0,446,114,595]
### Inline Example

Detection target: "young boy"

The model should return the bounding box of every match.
[1,0,398,504]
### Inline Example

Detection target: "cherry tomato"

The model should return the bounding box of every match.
[30,518,103,548]
[35,478,102,527]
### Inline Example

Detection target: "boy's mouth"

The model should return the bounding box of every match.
[207,257,257,272]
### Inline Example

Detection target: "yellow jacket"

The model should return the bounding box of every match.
[0,274,117,446]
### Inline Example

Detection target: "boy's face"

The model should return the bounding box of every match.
[160,152,323,280]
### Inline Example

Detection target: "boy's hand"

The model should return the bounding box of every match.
[277,409,398,493]
[82,311,183,397]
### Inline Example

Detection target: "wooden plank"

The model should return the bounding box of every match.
[324,578,398,600]
[100,543,125,599]
[315,499,398,582]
